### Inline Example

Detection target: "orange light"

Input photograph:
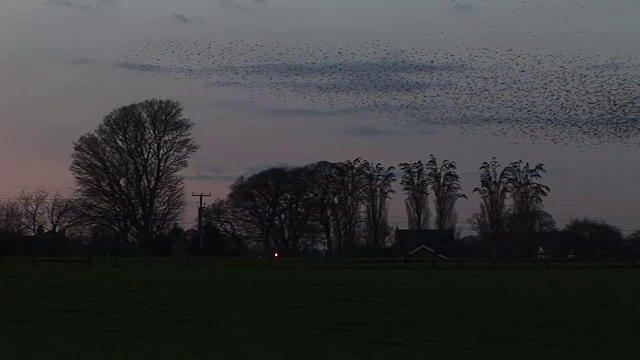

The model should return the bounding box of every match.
[274,252,279,258]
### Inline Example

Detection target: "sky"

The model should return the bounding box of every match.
[1,0,640,234]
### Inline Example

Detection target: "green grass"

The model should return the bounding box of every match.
[1,264,640,359]
[5,256,637,270]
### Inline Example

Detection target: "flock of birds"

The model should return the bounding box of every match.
[117,3,640,147]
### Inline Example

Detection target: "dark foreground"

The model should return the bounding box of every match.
[1,266,639,359]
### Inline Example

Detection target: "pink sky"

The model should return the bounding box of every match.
[2,0,640,234]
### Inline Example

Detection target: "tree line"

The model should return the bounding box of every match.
[0,99,638,258]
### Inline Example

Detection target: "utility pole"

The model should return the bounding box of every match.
[192,192,212,251]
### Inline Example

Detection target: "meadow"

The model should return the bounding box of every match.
[1,259,639,359]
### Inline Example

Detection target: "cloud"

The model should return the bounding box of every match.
[67,58,100,65]
[453,3,475,10]
[171,13,204,24]
[114,62,176,73]
[218,0,267,10]
[218,0,249,11]
[45,0,76,6]
[587,62,624,70]
[259,102,446,121]
[339,123,437,138]
[287,79,434,94]
[211,59,457,96]
[184,162,300,182]
[208,100,257,111]
[221,60,464,78]
[45,0,117,10]
[45,0,94,10]
[113,62,211,76]
[341,125,397,137]
[184,165,238,182]
[260,107,362,119]
[244,162,295,176]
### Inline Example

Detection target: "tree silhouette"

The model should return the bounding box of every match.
[274,167,319,256]
[470,158,510,257]
[203,198,248,252]
[227,167,288,256]
[0,200,23,235]
[564,218,622,259]
[330,159,366,257]
[305,161,339,256]
[427,155,467,231]
[70,99,198,253]
[16,190,48,235]
[629,229,640,256]
[399,161,430,230]
[504,160,550,234]
[12,190,83,236]
[44,192,83,235]
[362,161,396,257]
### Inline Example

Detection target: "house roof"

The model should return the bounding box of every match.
[394,229,455,247]
[399,245,451,259]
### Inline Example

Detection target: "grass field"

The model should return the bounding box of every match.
[1,261,640,359]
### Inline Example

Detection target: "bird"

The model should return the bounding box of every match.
[115,1,640,148]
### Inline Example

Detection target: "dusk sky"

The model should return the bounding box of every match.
[1,0,640,234]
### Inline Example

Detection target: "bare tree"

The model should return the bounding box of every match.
[70,99,199,253]
[331,158,366,257]
[399,161,430,230]
[16,190,49,235]
[203,198,247,251]
[202,198,256,255]
[0,200,24,234]
[427,155,467,231]
[274,167,319,255]
[44,192,84,234]
[305,161,339,256]
[227,167,287,256]
[504,160,550,234]
[362,161,396,256]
